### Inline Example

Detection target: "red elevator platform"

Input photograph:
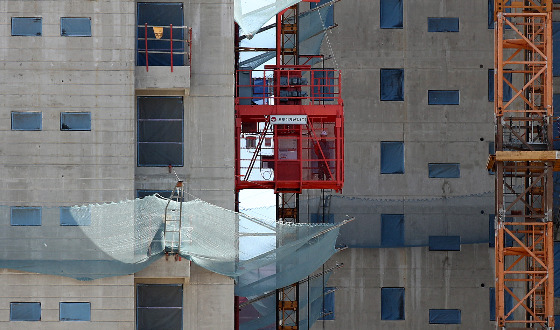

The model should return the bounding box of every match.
[235,65,344,193]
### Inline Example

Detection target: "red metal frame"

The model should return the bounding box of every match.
[235,66,344,193]
[139,24,192,71]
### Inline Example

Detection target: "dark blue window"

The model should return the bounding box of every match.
[60,207,91,226]
[489,214,495,247]
[380,0,403,29]
[428,163,460,178]
[490,287,514,321]
[554,22,560,76]
[428,90,459,105]
[381,214,404,247]
[488,69,512,102]
[11,112,42,131]
[61,17,91,37]
[137,96,184,167]
[137,284,183,330]
[60,302,91,321]
[554,94,560,149]
[10,302,41,321]
[61,112,91,131]
[381,141,404,174]
[137,3,184,66]
[489,1,512,29]
[319,287,335,320]
[310,213,335,224]
[555,242,560,297]
[380,69,404,101]
[11,207,41,226]
[310,0,334,28]
[381,287,404,320]
[429,236,460,251]
[429,309,461,324]
[428,18,459,32]
[11,17,42,36]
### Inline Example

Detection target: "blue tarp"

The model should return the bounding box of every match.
[380,0,403,29]
[428,163,460,178]
[488,69,512,102]
[555,243,560,297]
[380,141,404,174]
[429,309,461,324]
[428,236,460,251]
[381,214,404,247]
[320,288,335,320]
[428,90,459,105]
[381,287,405,320]
[380,69,404,101]
[490,287,514,321]
[554,22,560,76]
[427,18,459,32]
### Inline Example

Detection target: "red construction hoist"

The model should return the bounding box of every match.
[489,0,558,328]
[234,2,344,329]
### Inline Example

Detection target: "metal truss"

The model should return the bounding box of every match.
[494,1,554,328]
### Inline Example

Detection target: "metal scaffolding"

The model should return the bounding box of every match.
[492,0,555,327]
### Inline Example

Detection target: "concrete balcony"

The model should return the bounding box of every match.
[135,66,190,91]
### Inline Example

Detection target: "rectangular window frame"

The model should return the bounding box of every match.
[428,163,460,178]
[136,284,183,330]
[10,207,42,226]
[137,2,185,67]
[427,17,459,32]
[11,17,42,36]
[381,287,405,320]
[380,141,404,174]
[60,17,92,37]
[11,112,42,131]
[60,112,92,131]
[59,302,91,321]
[380,0,403,29]
[137,96,184,167]
[380,69,404,101]
[381,214,404,247]
[428,236,461,251]
[428,90,460,105]
[429,309,461,324]
[60,207,91,226]
[10,302,41,321]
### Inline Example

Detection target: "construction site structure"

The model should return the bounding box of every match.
[490,0,557,327]
[235,1,343,328]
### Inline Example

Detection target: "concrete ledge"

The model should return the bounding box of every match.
[135,66,190,90]
[134,256,190,279]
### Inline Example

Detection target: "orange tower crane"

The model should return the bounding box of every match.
[490,0,557,327]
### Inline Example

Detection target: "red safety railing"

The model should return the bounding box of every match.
[137,24,192,72]
[236,68,343,105]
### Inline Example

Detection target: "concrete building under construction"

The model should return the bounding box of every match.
[1,0,560,329]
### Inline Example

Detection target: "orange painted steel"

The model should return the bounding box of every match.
[494,0,554,328]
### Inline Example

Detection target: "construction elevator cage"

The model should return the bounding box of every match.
[235,65,344,193]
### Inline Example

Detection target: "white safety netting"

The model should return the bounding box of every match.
[0,195,341,297]
[234,0,303,38]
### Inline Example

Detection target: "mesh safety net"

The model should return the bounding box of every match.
[0,195,341,299]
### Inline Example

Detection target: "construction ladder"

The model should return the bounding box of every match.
[164,181,184,260]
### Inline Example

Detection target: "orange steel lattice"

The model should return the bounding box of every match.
[494,0,554,328]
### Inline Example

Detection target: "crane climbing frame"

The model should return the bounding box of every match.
[491,0,558,328]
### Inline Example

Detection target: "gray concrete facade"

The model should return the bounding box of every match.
[0,0,234,329]
[311,0,500,329]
